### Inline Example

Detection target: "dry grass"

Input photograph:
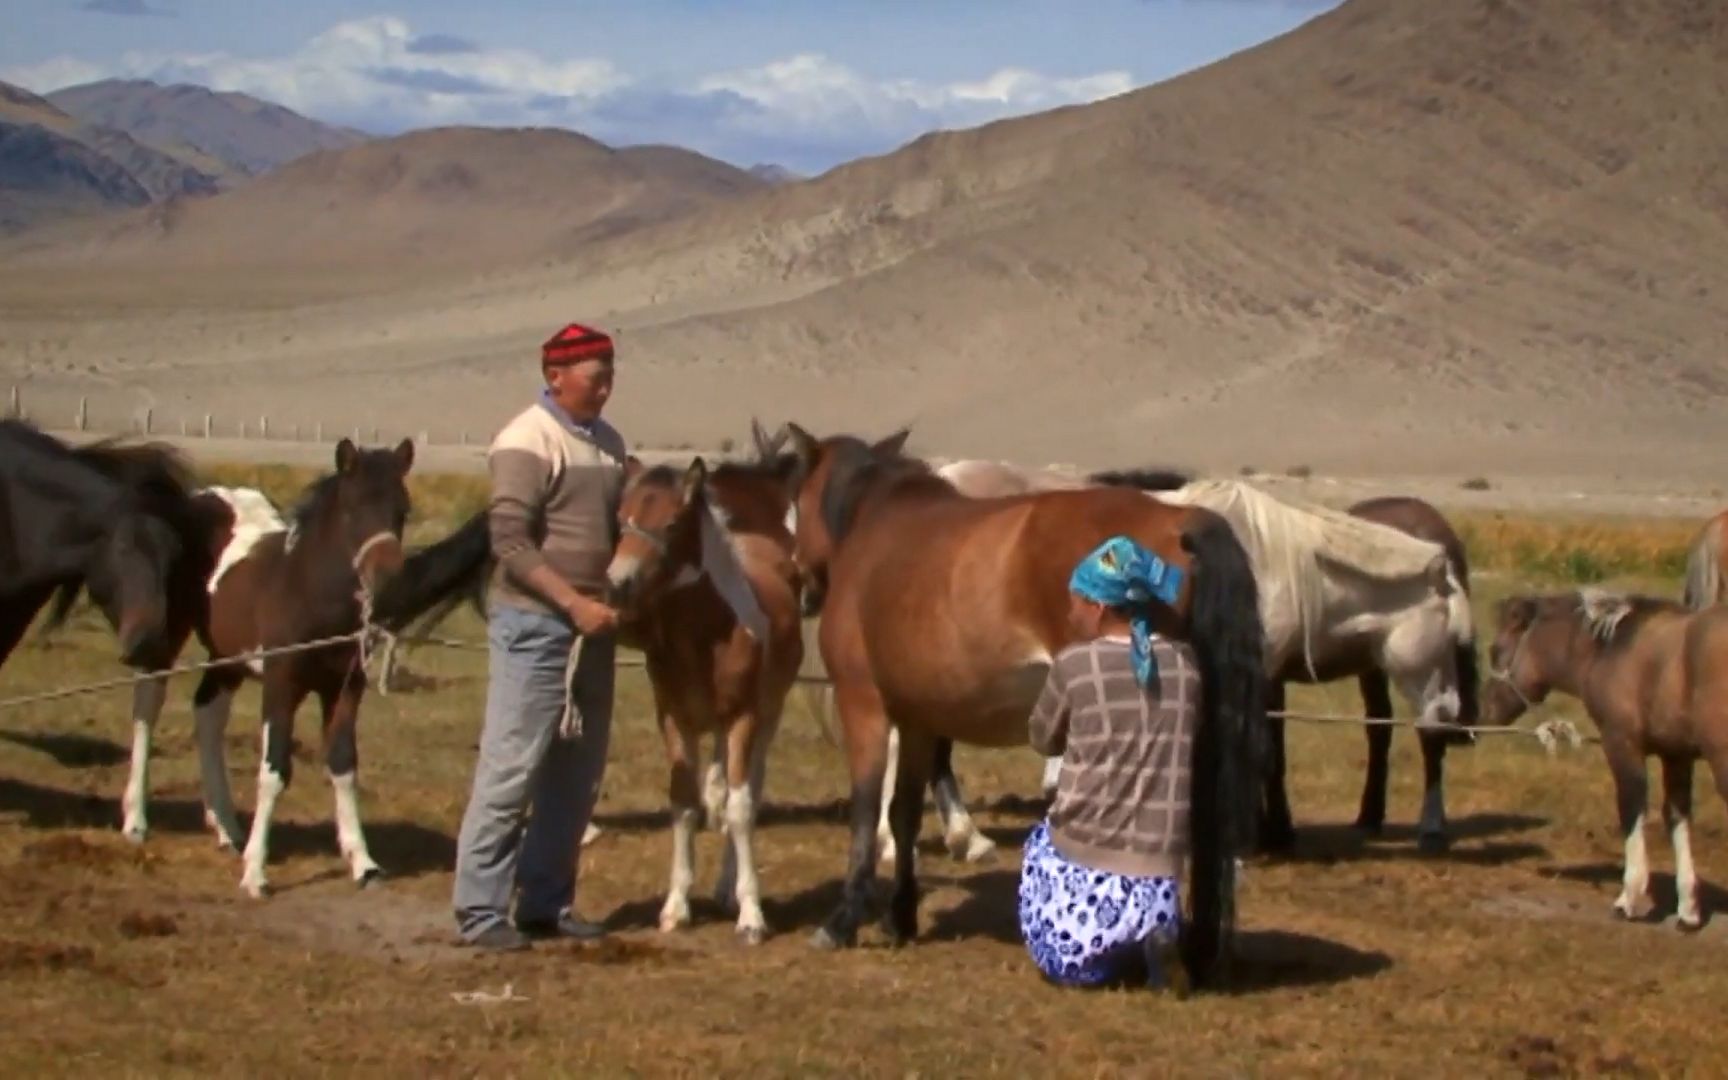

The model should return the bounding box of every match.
[0,506,1723,1076]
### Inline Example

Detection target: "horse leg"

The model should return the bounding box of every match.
[239,662,308,899]
[884,724,935,947]
[120,674,169,844]
[193,669,244,851]
[719,705,781,945]
[877,724,901,865]
[810,684,891,951]
[702,731,728,832]
[1259,681,1297,854]
[1607,745,1652,922]
[1353,670,1394,836]
[931,736,995,863]
[321,671,381,887]
[1662,755,1701,931]
[657,715,700,933]
[1414,729,1452,854]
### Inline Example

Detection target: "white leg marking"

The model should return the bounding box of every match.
[194,688,243,850]
[1615,811,1650,919]
[581,821,603,846]
[726,782,767,944]
[1418,778,1448,839]
[1672,816,1701,928]
[659,805,699,932]
[933,770,995,864]
[239,723,284,899]
[877,726,900,864]
[330,771,380,883]
[703,755,728,833]
[121,679,167,843]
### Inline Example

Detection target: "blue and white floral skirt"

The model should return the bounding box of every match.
[1017,818,1182,988]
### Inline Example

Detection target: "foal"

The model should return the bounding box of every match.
[1482,589,1728,929]
[606,454,804,943]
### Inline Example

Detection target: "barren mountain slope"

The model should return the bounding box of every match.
[0,80,217,206]
[46,78,367,184]
[1,0,1724,486]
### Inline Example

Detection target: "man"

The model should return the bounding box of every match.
[452,322,627,952]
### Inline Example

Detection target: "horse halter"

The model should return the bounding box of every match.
[1486,622,1538,714]
[621,519,668,556]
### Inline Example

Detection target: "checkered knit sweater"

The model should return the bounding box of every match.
[1029,635,1200,878]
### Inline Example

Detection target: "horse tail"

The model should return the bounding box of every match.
[1683,516,1724,610]
[1177,507,1266,990]
[369,510,493,633]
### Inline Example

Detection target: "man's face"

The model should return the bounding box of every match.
[545,357,615,421]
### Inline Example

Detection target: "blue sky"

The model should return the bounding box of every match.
[4,1,1341,174]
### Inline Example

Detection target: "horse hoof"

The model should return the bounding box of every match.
[1677,916,1704,934]
[240,880,270,900]
[1352,818,1385,837]
[1416,832,1451,856]
[356,868,384,889]
[809,925,851,951]
[737,925,767,946]
[951,833,997,864]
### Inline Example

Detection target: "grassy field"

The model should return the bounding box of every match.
[0,462,1721,1077]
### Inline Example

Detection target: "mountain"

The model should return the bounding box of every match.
[2,0,1724,486]
[11,125,771,276]
[46,78,368,184]
[748,164,802,185]
[0,80,214,231]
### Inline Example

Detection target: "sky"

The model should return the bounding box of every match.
[2,0,1342,175]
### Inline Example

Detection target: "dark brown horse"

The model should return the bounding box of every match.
[0,421,201,674]
[605,443,805,944]
[780,424,1266,988]
[1481,589,1728,930]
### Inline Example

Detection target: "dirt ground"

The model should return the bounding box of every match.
[2,567,1724,1078]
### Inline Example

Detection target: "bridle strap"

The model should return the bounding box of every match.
[1486,623,1538,713]
[352,530,399,576]
[621,520,667,555]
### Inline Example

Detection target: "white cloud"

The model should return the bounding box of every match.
[2,16,1138,172]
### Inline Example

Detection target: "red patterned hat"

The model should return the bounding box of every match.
[541,322,614,366]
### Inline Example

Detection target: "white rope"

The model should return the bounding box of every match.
[1270,709,1595,755]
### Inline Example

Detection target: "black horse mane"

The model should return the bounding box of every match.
[1088,466,1195,492]
[818,433,937,547]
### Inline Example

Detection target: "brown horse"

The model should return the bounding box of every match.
[781,424,1266,987]
[1682,509,1728,609]
[1481,589,1728,930]
[605,445,805,944]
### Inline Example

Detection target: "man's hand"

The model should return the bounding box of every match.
[565,594,619,637]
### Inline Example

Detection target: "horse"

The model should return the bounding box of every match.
[1682,509,1728,609]
[1480,589,1728,930]
[779,423,1266,987]
[891,462,1479,860]
[0,421,200,673]
[604,445,805,944]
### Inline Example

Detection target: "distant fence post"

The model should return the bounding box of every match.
[203,414,212,439]
[179,419,189,437]
[315,421,324,443]
[417,429,429,449]
[239,421,248,439]
[142,408,152,435]
[370,426,379,443]
[260,416,269,440]
[8,385,18,419]
[292,423,301,442]
[75,397,88,432]
[460,430,469,447]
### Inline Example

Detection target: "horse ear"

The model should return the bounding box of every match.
[872,428,911,458]
[394,436,415,475]
[786,422,818,467]
[1496,595,1537,629]
[682,456,709,503]
[335,438,358,473]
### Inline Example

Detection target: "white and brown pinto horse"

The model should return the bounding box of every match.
[605,450,805,944]
[1481,589,1728,930]
[781,424,1266,989]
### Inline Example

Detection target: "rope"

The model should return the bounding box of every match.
[1270,709,1596,755]
[0,630,367,713]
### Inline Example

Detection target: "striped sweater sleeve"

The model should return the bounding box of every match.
[487,424,552,584]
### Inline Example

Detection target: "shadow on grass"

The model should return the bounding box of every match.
[0,776,455,879]
[1266,812,1551,867]
[0,728,129,768]
[1543,861,1728,930]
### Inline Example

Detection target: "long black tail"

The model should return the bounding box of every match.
[370,511,493,634]
[1178,508,1267,991]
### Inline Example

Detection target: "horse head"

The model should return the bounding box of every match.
[1333,553,1472,730]
[301,437,415,599]
[783,422,912,618]
[607,458,708,613]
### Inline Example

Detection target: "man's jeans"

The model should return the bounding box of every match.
[452,604,615,939]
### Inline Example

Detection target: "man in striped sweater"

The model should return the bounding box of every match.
[452,322,629,952]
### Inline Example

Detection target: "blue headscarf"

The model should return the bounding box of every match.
[1068,535,1186,687]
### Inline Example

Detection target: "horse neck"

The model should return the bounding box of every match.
[1531,617,1599,698]
[284,507,366,605]
[838,467,953,541]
